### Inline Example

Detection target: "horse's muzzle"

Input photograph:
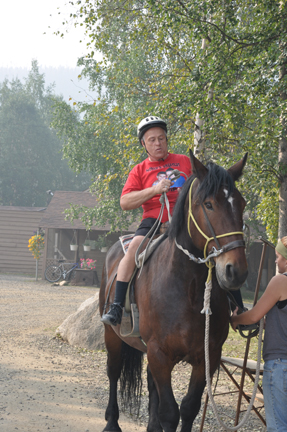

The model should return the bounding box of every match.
[216,262,248,291]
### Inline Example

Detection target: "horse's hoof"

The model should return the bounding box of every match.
[103,429,122,432]
[102,425,122,432]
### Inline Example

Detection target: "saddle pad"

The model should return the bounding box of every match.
[120,234,134,254]
[120,233,165,266]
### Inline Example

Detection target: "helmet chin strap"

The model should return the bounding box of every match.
[143,143,151,156]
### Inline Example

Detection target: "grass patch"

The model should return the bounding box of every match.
[223,324,263,362]
[241,285,264,304]
[224,286,264,362]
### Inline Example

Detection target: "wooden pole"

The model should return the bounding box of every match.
[36,258,38,281]
[234,237,274,426]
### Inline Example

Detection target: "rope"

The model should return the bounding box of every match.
[135,170,184,272]
[201,266,213,315]
[175,238,225,264]
[135,203,164,274]
[202,276,264,431]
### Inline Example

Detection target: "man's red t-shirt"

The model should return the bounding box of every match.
[121,153,192,223]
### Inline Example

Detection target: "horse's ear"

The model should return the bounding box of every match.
[189,149,208,181]
[228,152,248,182]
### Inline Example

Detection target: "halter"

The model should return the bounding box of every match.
[176,177,245,282]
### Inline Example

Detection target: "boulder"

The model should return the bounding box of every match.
[56,294,105,350]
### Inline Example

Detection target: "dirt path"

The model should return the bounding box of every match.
[0,275,145,432]
[0,275,266,432]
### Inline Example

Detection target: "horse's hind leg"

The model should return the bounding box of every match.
[179,365,206,432]
[147,365,163,432]
[103,326,123,432]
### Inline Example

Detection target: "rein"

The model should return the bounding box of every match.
[135,169,186,272]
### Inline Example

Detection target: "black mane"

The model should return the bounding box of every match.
[168,162,235,240]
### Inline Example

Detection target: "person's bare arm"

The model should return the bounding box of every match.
[231,274,287,330]
[120,178,172,210]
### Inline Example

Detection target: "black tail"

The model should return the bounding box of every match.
[119,341,144,416]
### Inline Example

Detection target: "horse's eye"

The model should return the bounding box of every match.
[204,201,213,210]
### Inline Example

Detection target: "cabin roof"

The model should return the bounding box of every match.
[39,190,138,231]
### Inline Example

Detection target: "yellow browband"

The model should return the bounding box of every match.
[187,178,244,282]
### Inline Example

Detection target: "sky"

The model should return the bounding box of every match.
[0,0,92,68]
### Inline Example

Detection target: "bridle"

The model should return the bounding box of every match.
[175,175,263,432]
[175,178,245,271]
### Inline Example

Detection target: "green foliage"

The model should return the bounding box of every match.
[53,0,287,237]
[0,60,90,207]
[92,234,111,250]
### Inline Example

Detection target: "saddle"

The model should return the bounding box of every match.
[119,229,168,338]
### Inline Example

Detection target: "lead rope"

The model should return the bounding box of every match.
[185,178,264,430]
[201,268,264,431]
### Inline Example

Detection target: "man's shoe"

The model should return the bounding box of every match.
[101,303,123,326]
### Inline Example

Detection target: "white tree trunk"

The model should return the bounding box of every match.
[278,123,287,239]
[278,6,287,240]
[194,112,205,161]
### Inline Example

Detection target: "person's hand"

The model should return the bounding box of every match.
[232,306,239,317]
[154,179,172,195]
[230,306,238,331]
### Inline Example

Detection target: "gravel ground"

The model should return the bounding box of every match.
[0,274,266,431]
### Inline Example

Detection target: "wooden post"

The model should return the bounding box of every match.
[234,237,274,427]
[36,258,38,281]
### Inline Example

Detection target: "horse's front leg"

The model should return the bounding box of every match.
[147,365,163,432]
[179,364,207,432]
[147,344,179,432]
[180,347,223,432]
[103,326,123,432]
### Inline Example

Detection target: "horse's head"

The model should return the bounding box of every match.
[170,151,248,291]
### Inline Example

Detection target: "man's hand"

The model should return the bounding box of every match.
[154,178,173,195]
[121,178,172,210]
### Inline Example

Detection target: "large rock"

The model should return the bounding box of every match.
[56,294,105,350]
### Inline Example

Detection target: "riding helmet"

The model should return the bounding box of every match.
[137,116,167,144]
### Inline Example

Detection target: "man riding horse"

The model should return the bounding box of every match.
[101,116,192,326]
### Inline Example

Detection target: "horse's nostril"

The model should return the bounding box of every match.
[225,264,248,285]
[226,264,236,281]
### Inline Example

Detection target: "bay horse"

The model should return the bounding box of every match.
[99,151,248,432]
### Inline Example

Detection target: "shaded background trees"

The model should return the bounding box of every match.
[0,61,90,207]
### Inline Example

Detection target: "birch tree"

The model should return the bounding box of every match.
[54,0,287,242]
